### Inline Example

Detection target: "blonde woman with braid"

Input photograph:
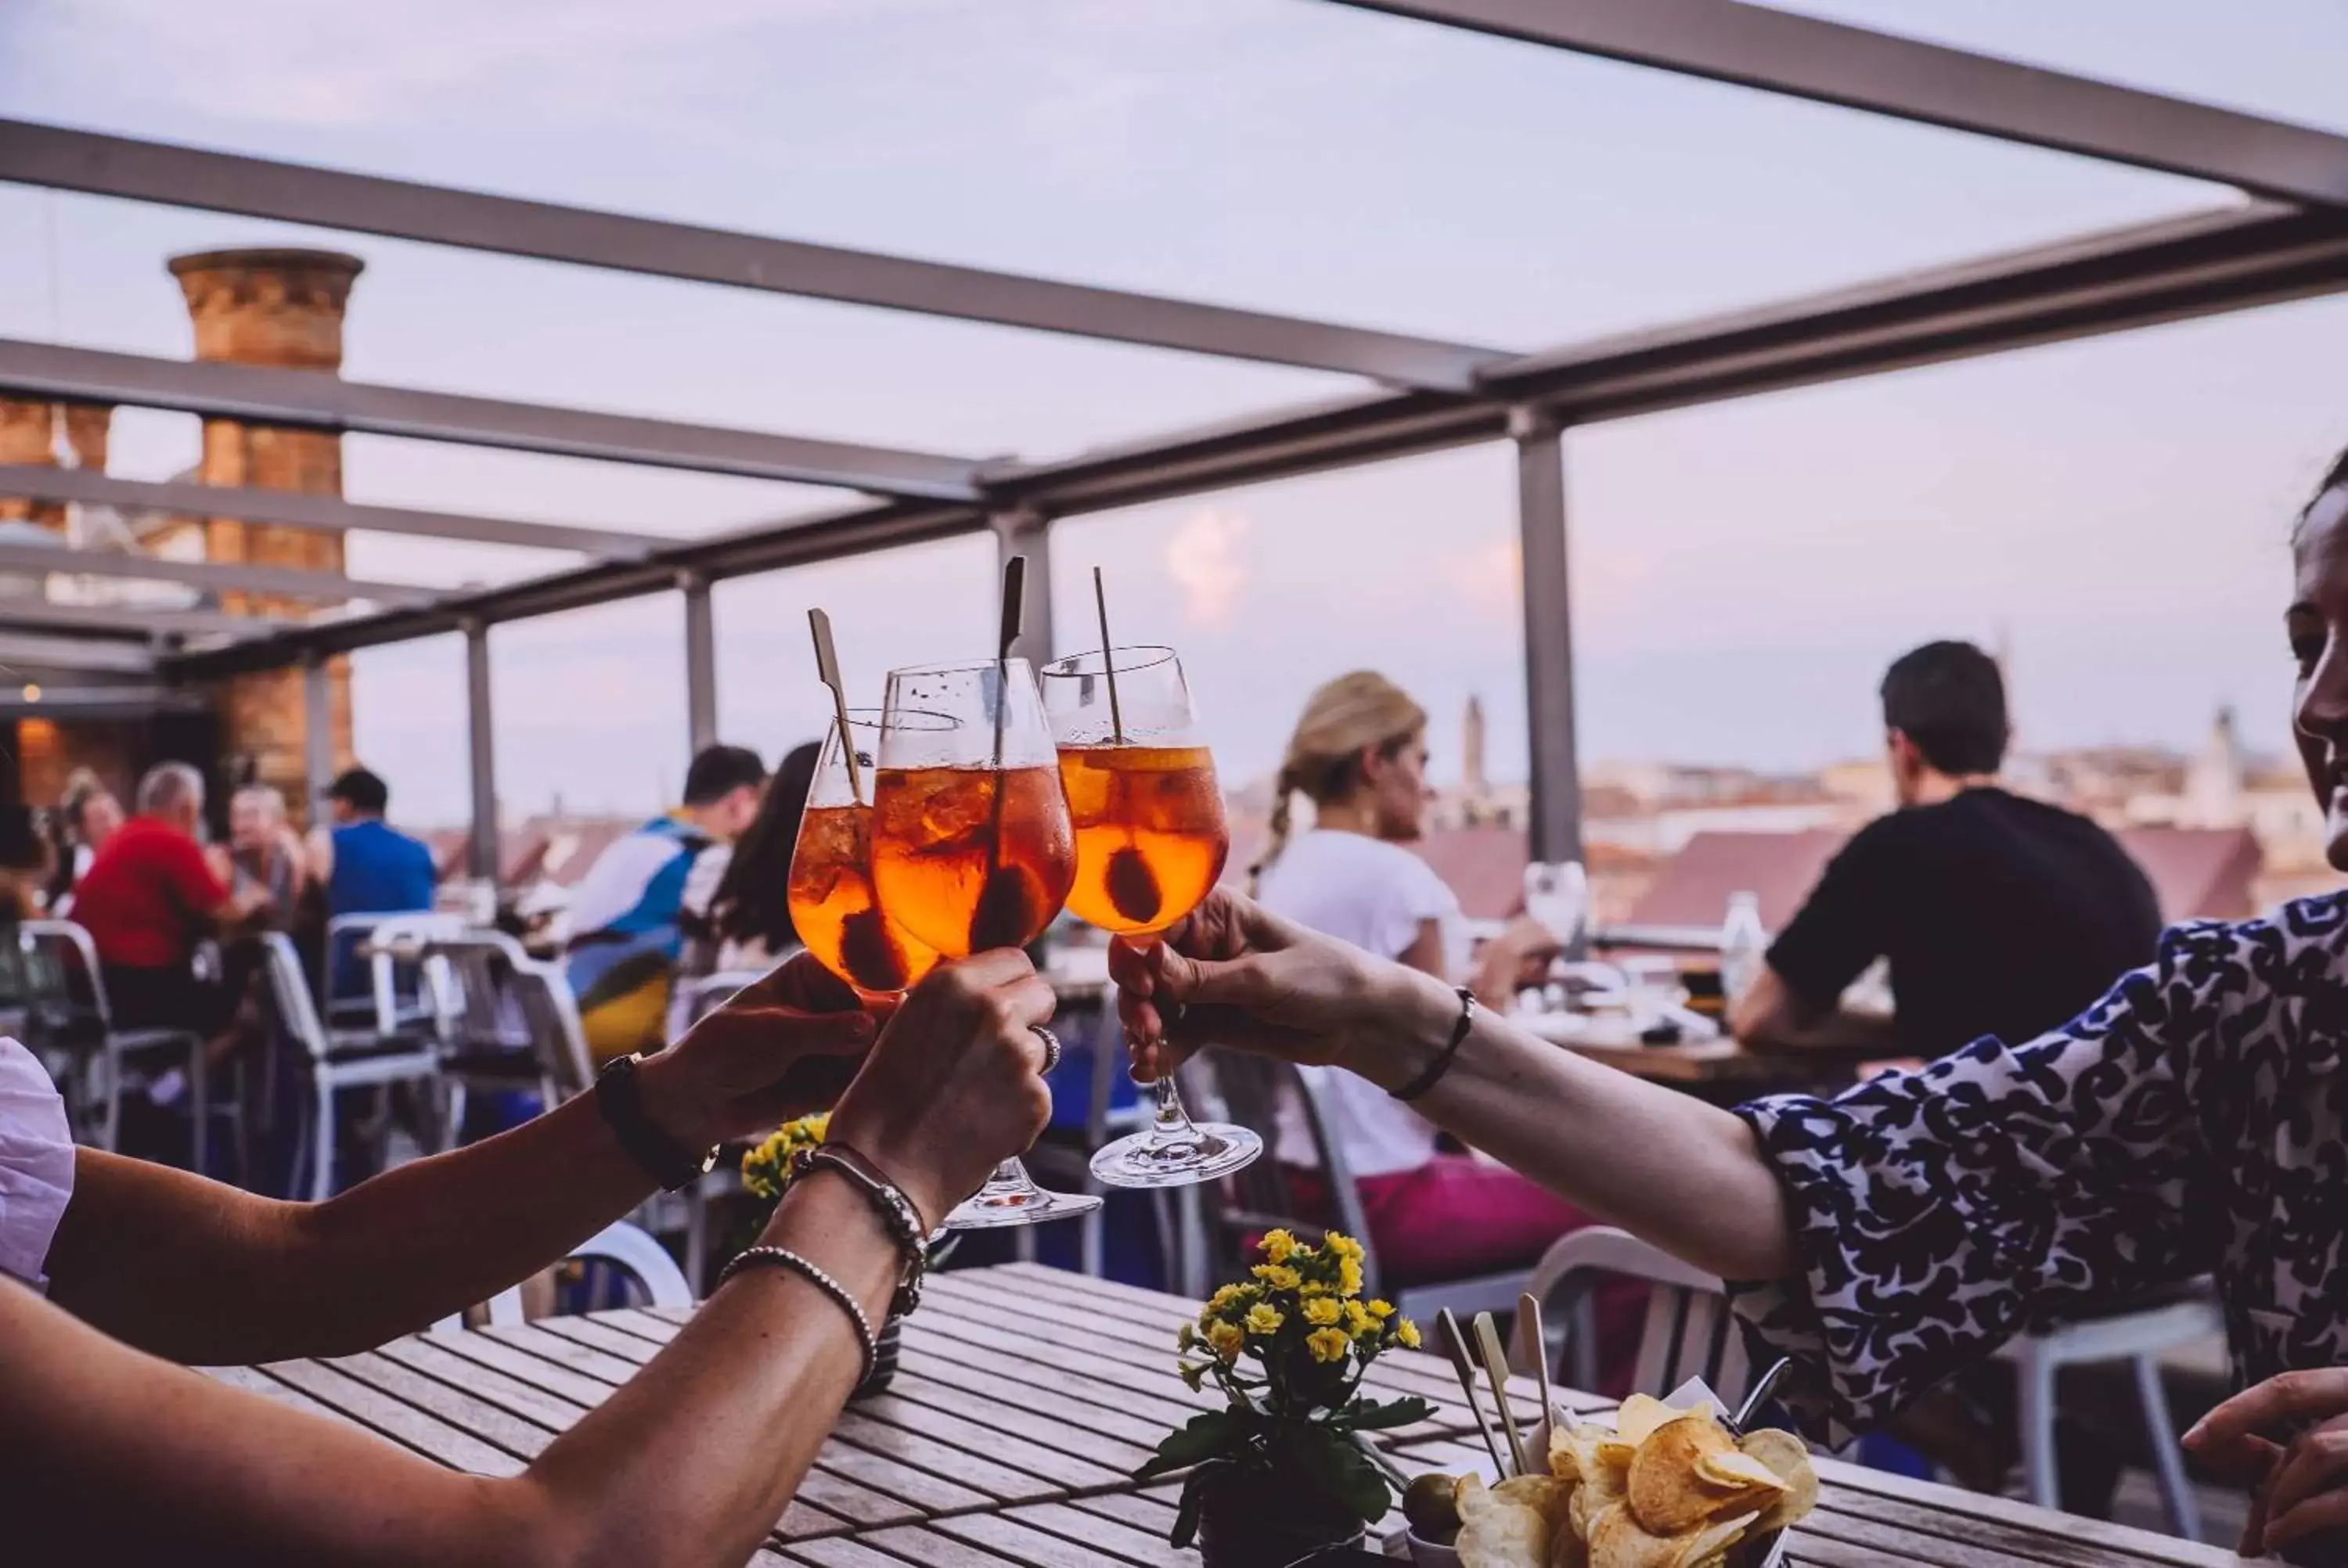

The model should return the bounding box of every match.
[1252,672,1615,1297]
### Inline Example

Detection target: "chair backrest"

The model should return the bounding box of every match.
[330,911,463,1034]
[255,931,333,1065]
[433,1221,693,1333]
[1522,1225,1751,1406]
[670,969,765,1038]
[423,930,595,1103]
[18,918,112,1033]
[1197,1051,1388,1300]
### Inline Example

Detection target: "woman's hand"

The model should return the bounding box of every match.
[823,950,1057,1231]
[1107,888,1453,1088]
[638,952,884,1152]
[2185,1368,2348,1555]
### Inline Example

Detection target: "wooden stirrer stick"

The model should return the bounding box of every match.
[1091,565,1125,746]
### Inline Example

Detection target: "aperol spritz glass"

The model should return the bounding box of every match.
[872,657,1097,1229]
[788,710,940,998]
[1042,645,1262,1189]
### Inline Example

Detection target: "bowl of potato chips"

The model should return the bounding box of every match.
[1403,1392,1817,1568]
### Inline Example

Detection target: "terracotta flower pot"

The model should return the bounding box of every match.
[1193,1464,1366,1568]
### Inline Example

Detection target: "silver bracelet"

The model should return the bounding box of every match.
[795,1145,933,1318]
[718,1245,877,1388]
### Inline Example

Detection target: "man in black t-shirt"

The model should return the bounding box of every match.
[1729,640,2162,1059]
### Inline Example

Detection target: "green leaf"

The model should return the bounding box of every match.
[1280,1423,1392,1525]
[1340,1394,1435,1432]
[1169,1465,1221,1549]
[1136,1409,1251,1482]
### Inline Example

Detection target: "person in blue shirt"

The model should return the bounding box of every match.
[308,766,439,1003]
[564,744,766,1066]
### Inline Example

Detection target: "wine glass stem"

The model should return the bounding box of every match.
[1147,1074,1205,1153]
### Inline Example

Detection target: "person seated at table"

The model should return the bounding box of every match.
[1108,446,2348,1563]
[70,762,271,1043]
[1730,638,2160,1058]
[308,764,439,1006]
[44,769,123,917]
[670,739,819,1040]
[1248,671,1604,1294]
[0,944,1057,1565]
[222,783,310,925]
[567,743,766,1066]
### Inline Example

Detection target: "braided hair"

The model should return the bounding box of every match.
[1247,671,1428,894]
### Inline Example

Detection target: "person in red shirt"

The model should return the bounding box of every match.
[71,762,271,1039]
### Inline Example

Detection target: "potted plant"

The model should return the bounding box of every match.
[1138,1230,1432,1568]
[740,1113,946,1397]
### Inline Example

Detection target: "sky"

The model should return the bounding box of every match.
[2,0,2347,823]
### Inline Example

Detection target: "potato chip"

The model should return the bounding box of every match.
[1736,1429,1820,1534]
[1626,1415,1738,1534]
[1692,1449,1789,1495]
[1457,1497,1551,1568]
[1493,1474,1576,1533]
[1671,1510,1757,1568]
[1609,1394,1685,1447]
[1584,1502,1684,1568]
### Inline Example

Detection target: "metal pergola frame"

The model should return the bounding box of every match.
[4,0,2347,883]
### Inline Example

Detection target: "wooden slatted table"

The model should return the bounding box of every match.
[200,1261,2248,1566]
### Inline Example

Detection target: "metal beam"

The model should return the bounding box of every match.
[0,463,662,560]
[0,119,1509,393]
[0,633,157,674]
[0,596,288,639]
[464,619,498,886]
[1511,408,1583,872]
[681,571,717,753]
[166,200,2348,678]
[0,685,206,716]
[1332,0,2348,207]
[0,338,987,501]
[0,525,438,606]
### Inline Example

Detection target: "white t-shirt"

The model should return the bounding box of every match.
[0,1038,74,1292]
[1255,829,1468,1180]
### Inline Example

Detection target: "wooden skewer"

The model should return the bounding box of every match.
[1091,565,1125,746]
[807,608,862,806]
[1437,1309,1511,1478]
[1475,1311,1533,1476]
[1520,1290,1557,1436]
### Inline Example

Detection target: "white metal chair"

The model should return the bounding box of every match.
[431,1221,693,1332]
[658,968,769,1287]
[1201,1051,1530,1322]
[257,933,442,1201]
[19,919,215,1170]
[420,930,594,1146]
[1521,1225,2215,1539]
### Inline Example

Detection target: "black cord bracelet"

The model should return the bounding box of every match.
[1388,986,1478,1102]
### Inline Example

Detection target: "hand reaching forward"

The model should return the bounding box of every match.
[1107,888,1446,1088]
[2186,1367,2348,1556]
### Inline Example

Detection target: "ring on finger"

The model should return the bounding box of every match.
[1029,1024,1062,1076]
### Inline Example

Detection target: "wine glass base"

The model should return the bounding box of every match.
[1089,1121,1263,1190]
[943,1179,1104,1230]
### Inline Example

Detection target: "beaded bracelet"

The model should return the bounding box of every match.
[717,1245,877,1388]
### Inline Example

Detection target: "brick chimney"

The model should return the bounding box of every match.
[169,247,366,819]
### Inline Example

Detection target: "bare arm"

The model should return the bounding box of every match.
[45,954,876,1365]
[7,951,1056,1568]
[1113,892,1795,1283]
[1730,965,1901,1055]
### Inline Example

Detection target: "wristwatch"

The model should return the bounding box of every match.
[594,1053,718,1192]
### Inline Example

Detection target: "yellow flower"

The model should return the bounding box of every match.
[1208,1284,1248,1313]
[1367,1300,1395,1321]
[1324,1233,1364,1264]
[1260,1228,1298,1265]
[1337,1256,1364,1298]
[1302,1296,1342,1328]
[1298,1280,1332,1298]
[1245,1303,1285,1337]
[1179,1361,1209,1393]
[1252,1264,1302,1292]
[1177,1322,1197,1350]
[1343,1300,1373,1336]
[1306,1327,1352,1365]
[1395,1319,1422,1350]
[1206,1321,1245,1362]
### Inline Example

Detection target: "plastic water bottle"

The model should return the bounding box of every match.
[1720,890,1767,1006]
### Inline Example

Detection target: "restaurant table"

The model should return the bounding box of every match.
[200,1261,2247,1567]
[1511,1012,1900,1099]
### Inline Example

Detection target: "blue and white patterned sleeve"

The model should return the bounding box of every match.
[1727,916,2254,1444]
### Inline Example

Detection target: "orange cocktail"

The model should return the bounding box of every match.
[869,763,1075,956]
[1055,743,1227,935]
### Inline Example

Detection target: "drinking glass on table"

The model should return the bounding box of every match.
[1522,860,1588,949]
[787,710,939,998]
[1039,645,1262,1189]
[870,657,1099,1228]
